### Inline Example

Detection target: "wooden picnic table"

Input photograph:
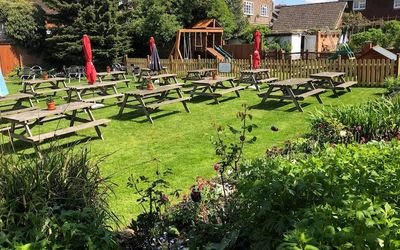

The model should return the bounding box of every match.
[97,71,130,86]
[67,81,123,104]
[190,77,245,104]
[21,77,68,98]
[1,101,110,157]
[184,68,217,82]
[310,72,357,96]
[137,67,169,82]
[141,74,180,88]
[258,78,326,112]
[238,68,278,91]
[0,94,36,132]
[118,84,190,123]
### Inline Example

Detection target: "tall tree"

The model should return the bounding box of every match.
[0,0,45,48]
[44,0,131,69]
[225,0,248,39]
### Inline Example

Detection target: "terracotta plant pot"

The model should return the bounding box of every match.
[47,101,56,110]
[146,82,154,90]
[212,71,217,80]
[43,73,49,80]
[106,66,111,73]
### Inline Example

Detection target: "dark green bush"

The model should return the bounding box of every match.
[233,141,400,249]
[309,97,400,144]
[0,146,118,249]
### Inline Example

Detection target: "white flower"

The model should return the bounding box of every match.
[339,130,347,137]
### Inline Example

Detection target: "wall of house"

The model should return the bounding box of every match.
[291,34,302,60]
[304,35,316,53]
[244,0,274,25]
[341,0,400,20]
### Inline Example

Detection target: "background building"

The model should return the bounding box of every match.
[243,0,274,25]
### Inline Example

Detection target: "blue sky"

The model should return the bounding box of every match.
[275,0,336,5]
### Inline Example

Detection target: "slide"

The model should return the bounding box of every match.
[206,47,225,61]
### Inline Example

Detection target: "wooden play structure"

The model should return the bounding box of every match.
[170,19,231,61]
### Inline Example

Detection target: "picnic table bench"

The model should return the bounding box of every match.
[1,102,110,157]
[137,67,169,82]
[190,77,245,104]
[258,78,325,112]
[67,81,123,104]
[97,71,130,86]
[310,72,357,96]
[21,77,68,98]
[118,84,190,123]
[238,69,278,91]
[184,68,217,82]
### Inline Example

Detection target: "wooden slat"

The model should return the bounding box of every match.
[146,97,191,109]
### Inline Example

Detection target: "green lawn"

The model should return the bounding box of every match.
[3,76,385,226]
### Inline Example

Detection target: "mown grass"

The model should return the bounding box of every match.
[2,76,384,226]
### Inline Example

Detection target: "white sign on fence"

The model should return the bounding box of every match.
[218,62,232,73]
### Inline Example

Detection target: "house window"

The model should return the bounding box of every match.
[260,5,269,17]
[394,0,400,9]
[353,0,366,10]
[243,1,254,15]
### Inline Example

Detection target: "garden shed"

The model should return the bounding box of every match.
[358,43,397,60]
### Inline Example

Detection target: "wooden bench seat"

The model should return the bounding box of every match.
[336,81,357,90]
[115,79,131,87]
[27,119,110,143]
[297,88,326,100]
[258,78,278,83]
[213,86,245,96]
[0,93,33,102]
[34,88,69,95]
[83,94,123,103]
[0,107,37,117]
[146,97,191,109]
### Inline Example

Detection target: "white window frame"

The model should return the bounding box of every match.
[243,1,254,16]
[260,5,269,17]
[394,0,400,9]
[353,0,366,10]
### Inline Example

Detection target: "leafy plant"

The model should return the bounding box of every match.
[0,145,117,249]
[385,77,400,94]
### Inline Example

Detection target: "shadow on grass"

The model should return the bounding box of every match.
[111,109,181,124]
[189,95,239,105]
[250,100,311,112]
[0,135,95,159]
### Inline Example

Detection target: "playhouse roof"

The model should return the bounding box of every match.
[272,2,347,33]
[192,19,222,29]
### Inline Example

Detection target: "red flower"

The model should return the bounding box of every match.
[214,163,220,171]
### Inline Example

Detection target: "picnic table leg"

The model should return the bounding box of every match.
[184,73,190,83]
[86,108,104,140]
[137,97,154,124]
[287,87,303,112]
[23,123,42,158]
[118,95,129,116]
[251,74,260,91]
[112,85,122,102]
[261,87,274,103]
[229,80,241,97]
[209,86,219,104]
[61,80,68,88]
[309,82,324,104]
[329,79,338,97]
[176,89,190,113]
[190,86,199,98]
[76,90,84,102]
[69,110,77,127]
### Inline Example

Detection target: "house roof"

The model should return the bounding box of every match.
[272,2,347,33]
[192,19,222,29]
[362,46,397,60]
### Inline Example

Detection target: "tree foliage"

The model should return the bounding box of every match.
[0,0,45,47]
[226,0,249,39]
[240,24,271,47]
[44,0,132,69]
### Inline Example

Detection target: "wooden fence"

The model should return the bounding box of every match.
[125,57,397,87]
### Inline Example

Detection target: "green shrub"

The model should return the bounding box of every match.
[385,77,400,94]
[233,141,400,249]
[309,97,400,144]
[0,146,117,249]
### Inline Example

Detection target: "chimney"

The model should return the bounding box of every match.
[362,42,373,54]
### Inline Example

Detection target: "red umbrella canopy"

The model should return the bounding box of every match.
[254,30,261,52]
[150,37,155,55]
[82,34,97,85]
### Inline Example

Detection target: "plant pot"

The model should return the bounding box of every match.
[47,102,56,110]
[146,83,154,90]
[106,66,111,73]
[43,74,49,80]
[212,71,217,80]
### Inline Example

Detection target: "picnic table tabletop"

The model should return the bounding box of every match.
[68,81,118,90]
[2,102,93,123]
[22,77,67,84]
[192,77,235,86]
[187,68,217,73]
[97,71,126,76]
[269,78,315,86]
[148,74,177,80]
[310,72,345,79]
[240,68,270,74]
[0,93,34,103]
[125,84,183,97]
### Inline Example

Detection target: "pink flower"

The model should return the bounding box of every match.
[161,194,169,202]
[213,163,220,171]
[356,126,362,133]
[360,137,366,144]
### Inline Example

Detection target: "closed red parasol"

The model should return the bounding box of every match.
[150,37,155,55]
[253,30,261,69]
[82,34,97,85]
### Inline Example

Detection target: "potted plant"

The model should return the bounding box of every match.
[106,66,112,73]
[42,71,49,80]
[212,70,217,80]
[46,96,56,110]
[146,77,154,90]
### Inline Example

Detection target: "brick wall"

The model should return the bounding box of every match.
[243,0,273,25]
[341,0,400,20]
